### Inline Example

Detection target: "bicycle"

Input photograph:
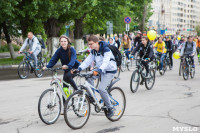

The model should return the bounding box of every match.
[181,55,195,80]
[155,53,167,76]
[165,51,172,70]
[63,71,126,129]
[121,51,130,72]
[130,58,155,93]
[18,52,44,79]
[38,67,75,125]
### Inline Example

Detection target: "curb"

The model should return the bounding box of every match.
[0,65,18,69]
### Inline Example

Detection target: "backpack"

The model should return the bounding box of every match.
[28,37,46,49]
[102,45,122,67]
[184,41,194,52]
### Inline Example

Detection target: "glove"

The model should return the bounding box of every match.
[93,69,102,76]
[71,69,80,74]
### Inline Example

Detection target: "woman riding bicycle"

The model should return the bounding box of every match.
[119,34,131,63]
[43,35,80,91]
[132,36,154,78]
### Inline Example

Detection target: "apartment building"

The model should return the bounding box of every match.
[148,0,200,35]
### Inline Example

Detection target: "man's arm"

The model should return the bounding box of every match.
[19,38,28,52]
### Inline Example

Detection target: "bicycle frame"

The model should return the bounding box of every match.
[78,76,120,111]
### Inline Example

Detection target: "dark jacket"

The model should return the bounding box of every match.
[132,42,154,60]
[165,40,172,51]
[134,37,141,47]
[47,46,80,71]
[115,40,120,49]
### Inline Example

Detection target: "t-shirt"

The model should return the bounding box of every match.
[154,41,167,53]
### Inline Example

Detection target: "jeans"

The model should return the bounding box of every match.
[157,52,166,70]
[124,48,130,60]
[167,51,173,67]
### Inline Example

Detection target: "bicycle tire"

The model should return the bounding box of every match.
[18,61,30,79]
[130,70,140,93]
[145,69,155,90]
[38,89,61,125]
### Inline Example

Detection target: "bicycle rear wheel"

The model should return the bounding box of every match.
[105,87,126,121]
[182,66,189,80]
[121,56,127,72]
[38,89,61,125]
[190,67,195,79]
[64,90,91,129]
[130,70,140,93]
[18,61,30,79]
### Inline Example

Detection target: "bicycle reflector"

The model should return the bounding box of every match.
[173,52,180,59]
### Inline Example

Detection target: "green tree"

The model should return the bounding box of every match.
[196,25,200,36]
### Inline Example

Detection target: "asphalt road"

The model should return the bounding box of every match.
[0,58,200,133]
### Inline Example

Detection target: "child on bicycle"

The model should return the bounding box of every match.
[73,35,117,118]
[132,36,154,78]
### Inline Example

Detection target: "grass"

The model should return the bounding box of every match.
[0,55,85,66]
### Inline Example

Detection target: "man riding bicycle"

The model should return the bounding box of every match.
[132,36,154,78]
[18,32,41,69]
[153,37,167,73]
[180,36,196,68]
[73,35,117,118]
[165,36,173,68]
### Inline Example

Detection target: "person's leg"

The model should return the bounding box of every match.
[160,53,165,70]
[32,48,41,67]
[98,73,115,109]
[125,50,130,60]
[63,71,78,90]
[190,56,195,67]
[169,51,173,67]
[141,60,149,75]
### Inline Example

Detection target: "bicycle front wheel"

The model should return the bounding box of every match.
[34,62,44,78]
[105,87,126,121]
[145,69,155,90]
[182,66,189,80]
[38,89,61,125]
[18,61,30,79]
[121,56,127,72]
[130,70,140,93]
[64,90,91,129]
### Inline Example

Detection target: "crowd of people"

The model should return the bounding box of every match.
[18,31,200,119]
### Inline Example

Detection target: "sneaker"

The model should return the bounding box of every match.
[127,60,130,63]
[160,70,163,73]
[107,107,116,118]
[35,67,40,71]
[145,73,151,78]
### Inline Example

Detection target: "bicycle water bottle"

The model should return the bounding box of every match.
[63,87,72,98]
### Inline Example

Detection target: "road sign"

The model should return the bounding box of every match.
[126,24,129,31]
[124,16,131,24]
[106,21,113,34]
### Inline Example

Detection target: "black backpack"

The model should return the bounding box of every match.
[102,45,122,67]
[28,37,45,49]
[184,41,194,52]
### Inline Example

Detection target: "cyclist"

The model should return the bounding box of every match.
[73,35,117,118]
[165,36,173,68]
[132,36,154,78]
[119,34,131,63]
[43,35,80,91]
[18,32,41,69]
[177,37,185,51]
[180,36,196,68]
[133,31,142,48]
[153,37,167,73]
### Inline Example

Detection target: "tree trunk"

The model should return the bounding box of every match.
[74,14,86,52]
[0,23,2,47]
[44,18,63,38]
[46,37,60,57]
[2,22,16,59]
[141,4,147,34]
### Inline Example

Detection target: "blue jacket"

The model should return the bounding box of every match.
[47,46,80,71]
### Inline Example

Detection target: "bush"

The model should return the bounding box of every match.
[0,44,20,53]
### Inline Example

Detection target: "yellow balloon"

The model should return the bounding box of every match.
[147,30,157,40]
[177,36,181,40]
[173,52,180,59]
